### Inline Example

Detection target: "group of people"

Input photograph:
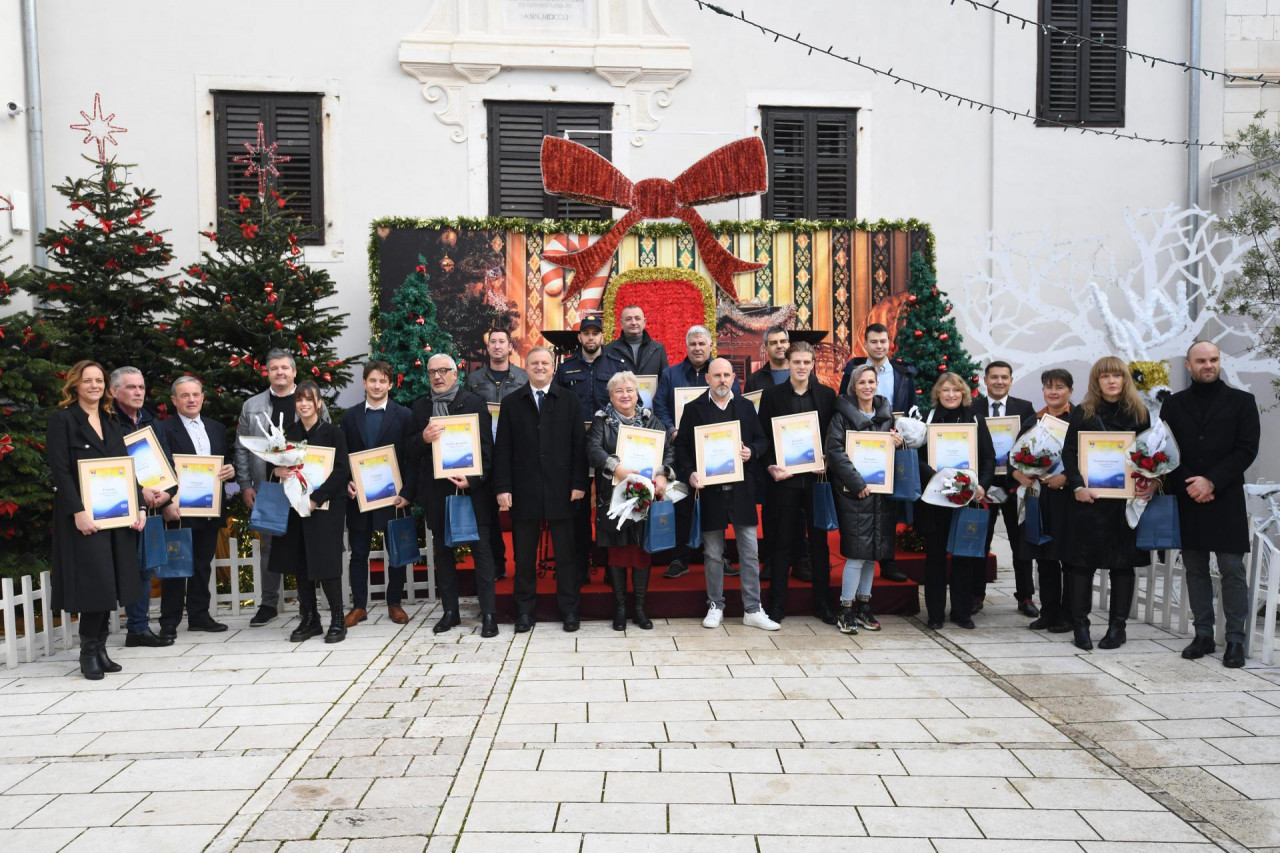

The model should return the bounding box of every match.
[46,303,1262,679]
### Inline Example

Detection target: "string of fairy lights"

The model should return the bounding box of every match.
[690,1,1244,149]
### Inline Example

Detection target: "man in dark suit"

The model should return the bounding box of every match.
[341,360,417,627]
[494,346,589,632]
[975,360,1039,617]
[837,323,917,583]
[409,354,500,638]
[603,304,669,377]
[1161,341,1261,668]
[156,376,234,637]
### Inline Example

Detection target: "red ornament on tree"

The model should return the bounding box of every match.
[938,364,948,372]
[907,294,918,304]
[939,333,949,341]
[413,359,422,367]
[913,329,923,338]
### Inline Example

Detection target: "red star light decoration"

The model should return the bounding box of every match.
[69,93,127,163]
[232,121,291,200]
[0,195,12,213]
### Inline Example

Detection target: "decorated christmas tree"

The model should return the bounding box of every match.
[377,257,458,406]
[23,158,178,407]
[0,240,64,576]
[171,189,355,426]
[893,251,981,411]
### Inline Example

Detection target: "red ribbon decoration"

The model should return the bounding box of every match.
[539,136,768,300]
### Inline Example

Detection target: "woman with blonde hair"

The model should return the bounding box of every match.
[46,360,146,678]
[1061,356,1155,650]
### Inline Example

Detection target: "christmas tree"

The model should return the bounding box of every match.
[23,158,178,408]
[171,189,355,426]
[377,257,457,406]
[892,251,981,411]
[0,240,64,576]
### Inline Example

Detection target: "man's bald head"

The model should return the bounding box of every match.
[707,358,735,397]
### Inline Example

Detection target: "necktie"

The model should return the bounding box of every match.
[993,401,1002,417]
[535,389,545,411]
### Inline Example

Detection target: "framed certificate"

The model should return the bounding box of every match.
[301,445,336,510]
[771,411,824,474]
[487,402,500,442]
[349,445,403,512]
[78,456,138,530]
[431,413,483,478]
[673,386,705,429]
[693,421,743,487]
[986,416,1021,475]
[743,389,763,413]
[634,375,658,411]
[1041,413,1069,447]
[1079,430,1135,499]
[927,422,978,471]
[846,432,895,495]
[173,454,222,518]
[615,425,665,481]
[122,425,177,491]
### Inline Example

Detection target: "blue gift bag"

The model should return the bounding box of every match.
[249,481,290,537]
[892,449,922,502]
[644,500,676,553]
[385,514,420,567]
[444,495,479,547]
[1023,495,1052,546]
[946,506,990,558]
[813,481,839,531]
[155,526,194,579]
[687,497,702,548]
[138,514,168,570]
[1135,494,1181,550]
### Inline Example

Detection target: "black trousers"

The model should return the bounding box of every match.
[766,483,830,616]
[920,505,980,623]
[347,513,407,609]
[512,517,578,618]
[1037,559,1067,621]
[983,496,1034,601]
[159,525,217,630]
[672,496,694,565]
[431,519,496,615]
[298,576,342,613]
[489,493,507,575]
[572,494,593,584]
[78,610,108,642]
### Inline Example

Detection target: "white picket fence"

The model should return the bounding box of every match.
[1,526,439,669]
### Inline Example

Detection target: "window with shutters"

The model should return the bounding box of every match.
[213,91,325,244]
[1036,0,1127,127]
[487,101,613,219]
[761,107,857,221]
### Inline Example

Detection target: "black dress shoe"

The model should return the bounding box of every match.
[432,610,461,634]
[812,606,838,626]
[1047,619,1073,634]
[1223,641,1246,668]
[514,614,534,633]
[1028,616,1051,630]
[249,605,277,627]
[481,613,499,638]
[952,618,976,630]
[882,568,909,583]
[1018,600,1041,618]
[971,598,985,614]
[563,613,580,632]
[926,620,944,630]
[188,616,228,632]
[1181,635,1216,660]
[158,626,178,641]
[125,629,174,648]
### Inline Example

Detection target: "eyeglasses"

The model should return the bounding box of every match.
[428,367,455,377]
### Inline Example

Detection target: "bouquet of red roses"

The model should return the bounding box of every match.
[922,467,984,508]
[1126,420,1180,481]
[607,473,657,529]
[623,479,653,516]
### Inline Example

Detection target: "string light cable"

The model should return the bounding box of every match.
[690,1,1222,149]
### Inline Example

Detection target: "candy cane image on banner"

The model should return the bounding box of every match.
[544,234,608,327]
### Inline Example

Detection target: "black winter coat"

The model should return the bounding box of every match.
[494,383,588,521]
[915,405,997,538]
[340,400,416,530]
[1160,380,1260,553]
[586,407,676,548]
[407,388,495,530]
[46,405,143,612]
[1016,406,1074,563]
[604,331,669,378]
[826,395,898,561]
[267,420,350,581]
[674,392,767,530]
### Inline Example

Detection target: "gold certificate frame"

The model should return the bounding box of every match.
[673,387,706,429]
[173,454,223,518]
[927,422,978,471]
[487,402,500,441]
[846,432,895,495]
[350,445,404,512]
[300,445,336,510]
[634,375,658,411]
[1041,413,1070,447]
[122,425,178,491]
[431,413,483,479]
[1078,430,1136,499]
[615,425,666,482]
[985,415,1022,475]
[78,456,139,530]
[743,389,763,413]
[771,411,824,475]
[693,421,743,487]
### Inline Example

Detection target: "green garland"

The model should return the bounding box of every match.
[367,216,936,335]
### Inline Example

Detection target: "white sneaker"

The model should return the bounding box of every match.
[743,610,781,631]
[702,604,724,628]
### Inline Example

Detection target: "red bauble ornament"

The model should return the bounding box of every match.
[413,359,422,367]
[972,388,980,398]
[440,256,455,274]
[932,288,938,295]
[913,329,923,338]
[915,389,923,395]
[939,333,949,341]
[907,294,918,304]
[938,364,948,372]
[416,317,424,325]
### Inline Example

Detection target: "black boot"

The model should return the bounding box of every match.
[433,610,461,634]
[632,568,653,630]
[290,603,322,643]
[96,622,122,673]
[79,636,104,680]
[607,566,628,631]
[325,594,347,644]
[1098,573,1134,650]
[1067,571,1094,651]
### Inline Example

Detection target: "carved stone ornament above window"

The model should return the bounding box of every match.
[398,0,692,145]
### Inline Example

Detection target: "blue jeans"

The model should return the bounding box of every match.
[840,558,875,601]
[125,565,154,633]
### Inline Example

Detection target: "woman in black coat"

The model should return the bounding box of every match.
[916,372,996,630]
[825,364,904,635]
[587,371,675,631]
[1062,357,1154,651]
[267,382,350,644]
[46,360,146,679]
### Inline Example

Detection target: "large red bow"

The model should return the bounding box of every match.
[540,136,768,300]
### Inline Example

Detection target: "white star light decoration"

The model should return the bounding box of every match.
[69,93,127,163]
[232,121,291,200]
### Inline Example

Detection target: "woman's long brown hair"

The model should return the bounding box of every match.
[1080,356,1146,424]
[58,360,114,414]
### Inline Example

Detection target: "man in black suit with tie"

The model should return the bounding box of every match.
[341,361,417,627]
[157,376,235,637]
[494,346,589,632]
[976,361,1039,617]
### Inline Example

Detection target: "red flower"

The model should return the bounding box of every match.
[1153,452,1168,464]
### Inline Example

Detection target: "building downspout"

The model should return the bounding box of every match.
[21,0,46,265]
[1187,0,1202,321]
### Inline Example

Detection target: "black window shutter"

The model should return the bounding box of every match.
[487,102,612,219]
[214,91,325,244]
[762,107,856,221]
[1037,0,1126,127]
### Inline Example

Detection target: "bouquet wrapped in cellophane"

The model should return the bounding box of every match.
[606,473,656,530]
[1125,420,1181,528]
[1010,422,1065,522]
[237,413,313,517]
